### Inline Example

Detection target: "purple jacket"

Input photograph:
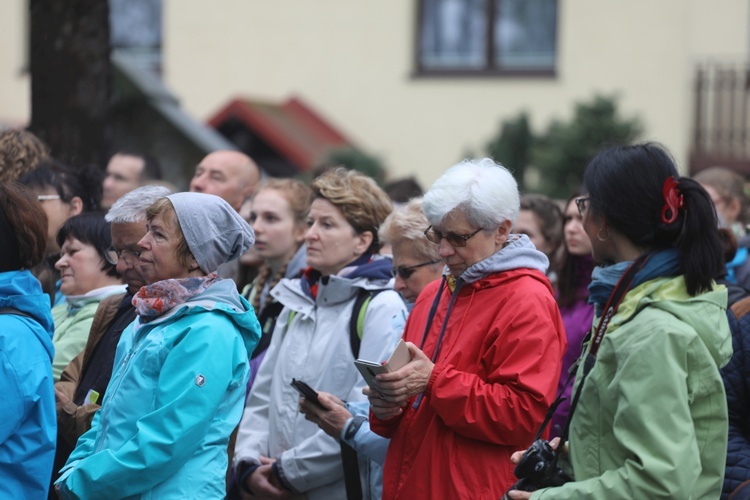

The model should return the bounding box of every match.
[551,255,595,436]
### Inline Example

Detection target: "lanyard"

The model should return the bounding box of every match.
[534,253,651,443]
[556,253,651,442]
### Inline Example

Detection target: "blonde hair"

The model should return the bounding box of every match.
[312,167,393,253]
[694,166,750,225]
[254,177,313,226]
[145,198,193,269]
[380,198,440,263]
[0,129,50,183]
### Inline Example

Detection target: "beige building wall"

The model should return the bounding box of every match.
[164,0,750,189]
[0,0,30,126]
[2,2,746,189]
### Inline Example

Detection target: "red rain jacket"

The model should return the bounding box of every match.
[371,268,566,500]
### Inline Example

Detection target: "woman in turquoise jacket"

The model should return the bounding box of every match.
[508,144,732,499]
[56,192,261,499]
[0,183,56,498]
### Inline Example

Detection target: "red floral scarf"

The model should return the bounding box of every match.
[132,273,218,321]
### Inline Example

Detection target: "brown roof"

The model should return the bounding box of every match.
[207,96,354,171]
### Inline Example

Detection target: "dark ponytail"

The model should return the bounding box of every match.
[584,143,723,296]
[668,177,723,295]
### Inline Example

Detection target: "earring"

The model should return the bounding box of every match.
[597,227,610,242]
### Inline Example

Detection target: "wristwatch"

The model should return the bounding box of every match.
[343,415,368,442]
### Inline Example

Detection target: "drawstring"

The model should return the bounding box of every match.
[413,276,465,409]
[418,276,447,350]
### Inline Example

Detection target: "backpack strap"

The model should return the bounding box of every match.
[286,310,297,330]
[348,289,385,359]
[281,288,383,360]
[0,307,32,319]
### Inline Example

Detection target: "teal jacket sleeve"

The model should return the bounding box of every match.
[58,319,247,498]
[0,351,23,444]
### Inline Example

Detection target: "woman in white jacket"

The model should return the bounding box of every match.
[233,168,407,499]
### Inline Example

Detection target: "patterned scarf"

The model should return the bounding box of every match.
[132,273,218,321]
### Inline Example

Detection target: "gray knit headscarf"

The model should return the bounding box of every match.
[166,192,254,274]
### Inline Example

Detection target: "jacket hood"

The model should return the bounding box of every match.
[460,234,549,283]
[0,270,55,360]
[340,253,394,281]
[273,255,396,319]
[143,278,261,355]
[610,276,732,367]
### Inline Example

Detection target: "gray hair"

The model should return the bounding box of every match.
[423,158,519,229]
[379,198,441,263]
[105,184,173,223]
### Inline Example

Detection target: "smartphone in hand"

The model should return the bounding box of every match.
[354,339,411,388]
[291,378,325,410]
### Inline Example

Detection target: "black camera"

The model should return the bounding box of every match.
[503,439,572,497]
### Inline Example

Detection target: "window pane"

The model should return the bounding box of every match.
[495,0,557,69]
[109,0,163,73]
[420,0,488,69]
[109,0,162,49]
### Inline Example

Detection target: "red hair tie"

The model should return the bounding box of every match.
[661,176,684,224]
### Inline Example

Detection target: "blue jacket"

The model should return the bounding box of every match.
[0,270,56,498]
[57,278,261,499]
[722,297,750,498]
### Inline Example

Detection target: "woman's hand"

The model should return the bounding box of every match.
[55,387,71,406]
[364,386,404,420]
[299,392,352,438]
[506,438,565,500]
[506,490,532,500]
[509,437,565,465]
[245,456,292,500]
[372,342,434,403]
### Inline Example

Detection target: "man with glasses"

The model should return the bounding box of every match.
[51,185,172,489]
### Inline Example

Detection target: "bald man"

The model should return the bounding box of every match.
[190,150,260,211]
[190,150,262,287]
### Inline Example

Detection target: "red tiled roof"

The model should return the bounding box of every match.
[207,96,354,171]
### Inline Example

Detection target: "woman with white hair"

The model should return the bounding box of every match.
[367,158,567,500]
[55,193,261,499]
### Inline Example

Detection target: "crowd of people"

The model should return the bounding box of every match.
[1,126,749,499]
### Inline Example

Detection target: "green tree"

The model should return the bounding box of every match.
[532,95,642,198]
[486,112,532,189]
[321,147,387,186]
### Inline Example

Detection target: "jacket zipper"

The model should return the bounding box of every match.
[95,327,148,452]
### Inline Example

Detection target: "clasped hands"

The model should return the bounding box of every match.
[364,342,434,420]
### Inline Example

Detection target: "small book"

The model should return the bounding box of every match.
[354,339,411,388]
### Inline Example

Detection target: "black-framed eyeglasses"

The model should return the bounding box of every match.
[104,246,141,266]
[391,259,441,279]
[575,197,591,217]
[424,226,482,247]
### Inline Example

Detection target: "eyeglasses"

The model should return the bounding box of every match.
[424,226,482,247]
[104,246,141,266]
[37,194,61,201]
[575,197,591,217]
[391,259,441,279]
